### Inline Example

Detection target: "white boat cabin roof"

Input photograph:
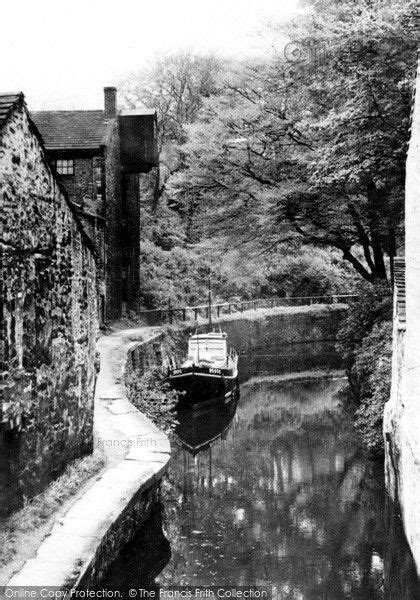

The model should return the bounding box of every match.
[190,332,227,340]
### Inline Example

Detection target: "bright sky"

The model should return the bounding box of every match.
[1,0,300,110]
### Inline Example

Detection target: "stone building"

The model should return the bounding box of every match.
[0,92,99,506]
[384,52,420,573]
[32,87,158,321]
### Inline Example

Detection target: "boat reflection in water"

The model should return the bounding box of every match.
[174,392,239,457]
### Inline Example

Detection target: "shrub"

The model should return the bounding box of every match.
[336,281,393,456]
[352,320,393,455]
[126,366,179,434]
[265,247,358,298]
[336,281,392,396]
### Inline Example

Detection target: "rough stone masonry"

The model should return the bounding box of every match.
[0,93,99,504]
[384,53,420,574]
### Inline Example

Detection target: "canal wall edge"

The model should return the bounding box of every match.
[384,54,420,576]
[384,288,420,576]
[5,305,348,587]
[7,327,171,588]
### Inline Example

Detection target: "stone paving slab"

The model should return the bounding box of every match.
[125,448,171,463]
[52,517,113,541]
[8,557,84,586]
[35,531,99,563]
[126,433,171,455]
[103,398,139,415]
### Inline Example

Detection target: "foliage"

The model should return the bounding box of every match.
[336,282,392,389]
[127,3,416,310]
[126,366,179,434]
[139,240,221,309]
[265,246,358,297]
[336,282,392,455]
[121,51,225,147]
[171,0,417,283]
[352,320,393,456]
[120,51,225,213]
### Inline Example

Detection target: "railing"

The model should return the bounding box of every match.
[137,294,360,326]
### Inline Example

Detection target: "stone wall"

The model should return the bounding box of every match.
[104,122,123,321]
[0,99,99,504]
[384,55,420,574]
[217,305,347,352]
[6,325,170,588]
[150,304,347,381]
[122,173,141,314]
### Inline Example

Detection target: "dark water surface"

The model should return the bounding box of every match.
[101,349,420,598]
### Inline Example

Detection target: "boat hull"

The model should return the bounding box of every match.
[169,366,238,408]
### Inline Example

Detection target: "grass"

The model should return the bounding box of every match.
[0,452,105,574]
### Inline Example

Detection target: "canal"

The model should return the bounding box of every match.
[100,343,420,599]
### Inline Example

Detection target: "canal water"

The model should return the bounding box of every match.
[100,343,420,598]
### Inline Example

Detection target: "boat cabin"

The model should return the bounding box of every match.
[188,332,228,365]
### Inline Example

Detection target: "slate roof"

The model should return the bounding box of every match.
[0,92,23,129]
[394,257,406,328]
[31,110,113,150]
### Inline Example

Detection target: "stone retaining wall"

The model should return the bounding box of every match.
[215,304,347,352]
[384,55,420,576]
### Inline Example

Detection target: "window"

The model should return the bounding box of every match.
[56,159,74,175]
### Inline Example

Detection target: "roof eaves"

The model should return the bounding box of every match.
[46,145,103,151]
[0,92,24,131]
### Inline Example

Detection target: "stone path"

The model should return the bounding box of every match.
[7,325,170,588]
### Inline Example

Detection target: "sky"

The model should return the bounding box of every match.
[1,0,300,110]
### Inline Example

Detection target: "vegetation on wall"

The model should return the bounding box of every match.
[126,367,179,434]
[336,284,393,455]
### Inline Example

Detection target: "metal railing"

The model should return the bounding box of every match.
[137,294,360,325]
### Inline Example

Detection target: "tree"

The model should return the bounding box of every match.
[120,52,225,213]
[172,0,418,283]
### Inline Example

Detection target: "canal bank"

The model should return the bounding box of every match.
[6,327,171,588]
[4,303,347,588]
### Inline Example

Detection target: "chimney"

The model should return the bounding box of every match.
[104,86,117,118]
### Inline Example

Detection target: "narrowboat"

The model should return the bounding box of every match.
[168,330,239,408]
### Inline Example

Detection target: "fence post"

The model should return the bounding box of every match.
[217,305,220,318]
[183,308,186,321]
[194,308,198,321]
[229,304,232,315]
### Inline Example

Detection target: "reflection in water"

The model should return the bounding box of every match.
[174,399,238,456]
[238,340,342,382]
[156,377,419,599]
[0,430,23,519]
[97,350,419,598]
[99,503,171,591]
[384,497,420,600]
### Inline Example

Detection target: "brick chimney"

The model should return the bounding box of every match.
[104,86,117,118]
